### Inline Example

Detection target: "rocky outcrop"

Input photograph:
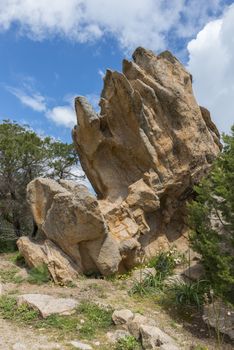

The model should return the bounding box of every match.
[18,47,221,280]
[73,47,221,262]
[18,178,122,280]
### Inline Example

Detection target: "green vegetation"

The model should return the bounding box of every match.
[0,295,39,322]
[0,267,24,284]
[148,247,185,278]
[168,280,208,309]
[9,252,26,267]
[115,335,140,350]
[0,120,80,249]
[130,248,185,297]
[77,301,113,339]
[27,264,52,285]
[0,295,113,340]
[192,346,208,350]
[188,126,234,302]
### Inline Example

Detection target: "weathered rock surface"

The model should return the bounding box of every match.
[17,236,79,283]
[18,178,121,280]
[203,301,234,341]
[140,325,179,350]
[69,341,93,350]
[72,47,221,269]
[17,294,79,318]
[112,309,134,325]
[18,47,221,278]
[127,313,156,339]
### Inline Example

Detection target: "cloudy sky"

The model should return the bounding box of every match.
[0,0,233,142]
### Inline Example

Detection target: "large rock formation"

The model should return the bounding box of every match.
[18,48,221,281]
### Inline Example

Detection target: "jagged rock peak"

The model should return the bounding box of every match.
[18,48,221,280]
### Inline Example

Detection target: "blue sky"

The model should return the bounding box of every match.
[0,0,233,143]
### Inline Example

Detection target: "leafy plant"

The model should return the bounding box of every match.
[130,272,164,296]
[149,249,175,278]
[27,264,51,285]
[168,280,209,309]
[115,335,140,350]
[10,252,26,267]
[130,248,185,296]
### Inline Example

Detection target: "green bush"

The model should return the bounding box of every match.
[148,248,185,279]
[28,264,51,285]
[168,280,209,309]
[188,126,234,302]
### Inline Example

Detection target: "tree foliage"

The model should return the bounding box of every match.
[0,120,80,248]
[188,125,234,301]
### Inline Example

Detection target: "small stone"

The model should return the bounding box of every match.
[93,341,100,346]
[112,309,134,325]
[140,325,178,350]
[17,294,79,318]
[12,344,27,350]
[127,313,156,339]
[69,341,93,350]
[107,330,131,343]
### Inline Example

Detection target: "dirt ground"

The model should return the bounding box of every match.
[0,253,233,350]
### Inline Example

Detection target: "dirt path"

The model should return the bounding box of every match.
[0,253,233,350]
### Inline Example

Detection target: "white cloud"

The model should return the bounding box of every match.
[46,105,76,128]
[6,82,77,128]
[98,69,105,79]
[7,86,46,112]
[187,4,234,134]
[0,0,225,52]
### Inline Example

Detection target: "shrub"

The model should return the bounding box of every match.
[188,126,234,302]
[148,248,185,279]
[168,280,209,309]
[130,272,164,296]
[27,264,51,285]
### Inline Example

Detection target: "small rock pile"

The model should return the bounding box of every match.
[110,308,180,349]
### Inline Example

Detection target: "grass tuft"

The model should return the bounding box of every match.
[27,264,51,285]
[115,335,141,350]
[168,280,209,309]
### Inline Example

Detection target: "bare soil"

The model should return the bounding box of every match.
[0,253,233,350]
